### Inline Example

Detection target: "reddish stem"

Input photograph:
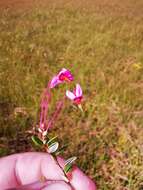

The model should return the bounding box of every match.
[47,100,64,130]
[39,81,51,131]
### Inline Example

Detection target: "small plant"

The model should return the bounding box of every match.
[31,68,83,184]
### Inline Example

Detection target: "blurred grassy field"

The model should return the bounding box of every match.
[0,0,143,189]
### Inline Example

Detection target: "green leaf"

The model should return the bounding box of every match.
[64,163,72,173]
[64,156,77,174]
[48,142,59,153]
[47,136,58,146]
[65,156,77,165]
[31,135,43,147]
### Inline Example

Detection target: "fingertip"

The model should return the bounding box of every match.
[70,167,97,190]
[57,156,97,190]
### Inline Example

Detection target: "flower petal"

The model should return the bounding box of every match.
[75,84,82,97]
[58,68,74,81]
[66,90,76,100]
[58,68,67,75]
[50,76,61,88]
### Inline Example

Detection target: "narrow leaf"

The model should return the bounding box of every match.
[48,142,59,153]
[64,163,72,173]
[31,136,43,147]
[65,156,77,166]
[64,156,77,174]
[47,136,58,146]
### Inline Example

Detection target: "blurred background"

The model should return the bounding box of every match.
[0,0,143,189]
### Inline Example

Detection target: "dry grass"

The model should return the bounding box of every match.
[0,0,143,189]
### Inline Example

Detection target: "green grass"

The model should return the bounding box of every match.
[0,1,143,189]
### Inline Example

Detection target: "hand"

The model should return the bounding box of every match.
[0,152,96,190]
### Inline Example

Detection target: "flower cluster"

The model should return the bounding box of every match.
[32,68,83,181]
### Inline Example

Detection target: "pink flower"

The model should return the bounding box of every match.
[50,68,74,88]
[66,84,83,105]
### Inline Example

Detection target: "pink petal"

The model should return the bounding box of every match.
[66,90,76,100]
[58,68,67,76]
[50,76,61,88]
[58,68,74,81]
[75,84,82,97]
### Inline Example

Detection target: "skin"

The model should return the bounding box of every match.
[0,152,97,190]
